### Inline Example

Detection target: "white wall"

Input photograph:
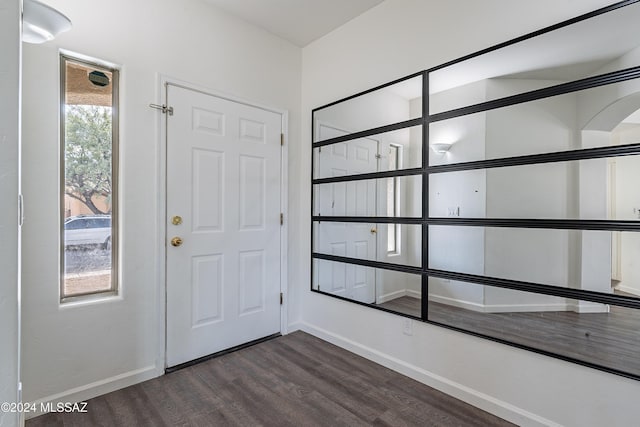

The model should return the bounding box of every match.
[484,79,576,310]
[578,131,612,308]
[429,80,486,308]
[611,123,640,295]
[300,1,640,426]
[430,76,612,311]
[21,0,301,409]
[0,1,21,425]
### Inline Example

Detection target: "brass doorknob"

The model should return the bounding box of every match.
[370,228,377,234]
[171,237,183,247]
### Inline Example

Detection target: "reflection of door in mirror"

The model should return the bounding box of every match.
[315,122,377,303]
[314,122,422,307]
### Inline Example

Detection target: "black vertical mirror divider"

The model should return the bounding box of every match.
[311,0,640,380]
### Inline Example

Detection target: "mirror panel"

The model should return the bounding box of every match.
[311,0,640,381]
[313,258,421,317]
[314,125,422,179]
[429,226,640,299]
[314,76,422,142]
[429,2,640,114]
[428,280,640,377]
[314,222,421,267]
[429,155,640,221]
[313,175,422,217]
[429,79,640,165]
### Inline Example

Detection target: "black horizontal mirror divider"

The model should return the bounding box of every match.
[427,143,640,174]
[312,168,422,185]
[313,118,423,148]
[311,0,640,381]
[312,216,423,224]
[312,70,425,113]
[429,65,640,123]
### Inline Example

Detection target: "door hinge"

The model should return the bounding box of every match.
[375,153,382,159]
[280,133,284,146]
[280,213,284,225]
[149,103,174,115]
[280,292,283,305]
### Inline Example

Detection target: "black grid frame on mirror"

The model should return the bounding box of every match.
[310,0,640,381]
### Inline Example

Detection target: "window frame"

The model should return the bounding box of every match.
[387,144,402,254]
[59,53,120,302]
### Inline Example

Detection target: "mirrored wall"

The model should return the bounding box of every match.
[311,0,640,380]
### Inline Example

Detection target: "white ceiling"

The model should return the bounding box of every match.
[203,0,384,47]
[622,109,640,124]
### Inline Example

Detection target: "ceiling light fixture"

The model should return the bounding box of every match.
[22,0,71,44]
[430,143,453,154]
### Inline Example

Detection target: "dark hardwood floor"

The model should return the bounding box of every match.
[378,296,640,377]
[27,331,513,427]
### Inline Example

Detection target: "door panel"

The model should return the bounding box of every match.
[239,155,265,229]
[191,254,223,327]
[166,85,282,367]
[192,149,224,232]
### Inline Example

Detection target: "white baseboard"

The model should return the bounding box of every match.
[614,284,640,297]
[568,302,609,313]
[377,289,406,304]
[25,365,159,420]
[428,294,486,312]
[481,303,570,313]
[287,321,303,333]
[298,321,560,427]
[428,293,601,314]
[377,289,422,304]
[406,289,421,299]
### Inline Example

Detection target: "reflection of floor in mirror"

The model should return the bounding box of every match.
[377,296,421,317]
[378,295,640,376]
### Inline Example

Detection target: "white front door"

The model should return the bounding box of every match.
[315,123,377,303]
[166,85,282,367]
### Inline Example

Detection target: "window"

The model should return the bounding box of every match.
[387,144,401,253]
[60,54,119,300]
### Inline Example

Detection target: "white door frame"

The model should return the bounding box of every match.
[155,75,289,372]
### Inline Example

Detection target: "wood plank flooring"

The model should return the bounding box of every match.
[376,296,421,318]
[378,296,640,377]
[27,331,513,427]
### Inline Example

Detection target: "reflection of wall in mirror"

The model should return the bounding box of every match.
[578,44,640,130]
[611,121,640,297]
[428,76,627,313]
[314,89,412,140]
[485,78,585,312]
[429,79,488,311]
[576,46,640,299]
